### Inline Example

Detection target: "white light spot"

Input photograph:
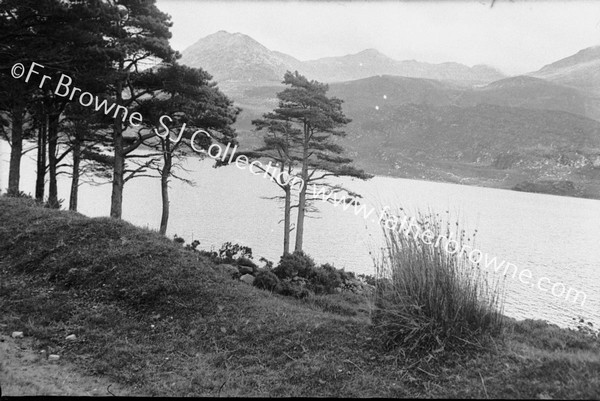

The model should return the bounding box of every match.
[375,105,379,110]
[383,95,387,99]
[359,63,363,67]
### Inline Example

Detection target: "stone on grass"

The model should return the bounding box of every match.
[11,331,23,339]
[66,334,77,341]
[48,354,60,361]
[240,274,255,285]
[220,264,239,277]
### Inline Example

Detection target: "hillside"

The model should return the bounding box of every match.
[529,46,600,95]
[226,75,600,199]
[1,197,600,397]
[457,75,600,121]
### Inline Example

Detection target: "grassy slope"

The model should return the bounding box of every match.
[0,197,599,397]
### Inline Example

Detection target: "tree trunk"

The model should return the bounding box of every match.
[69,130,81,211]
[47,113,60,208]
[294,124,310,252]
[283,184,291,255]
[110,123,124,218]
[110,80,125,219]
[35,114,47,202]
[7,103,24,196]
[159,140,171,236]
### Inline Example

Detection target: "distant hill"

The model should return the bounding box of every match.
[455,76,600,121]
[528,46,600,95]
[180,34,600,199]
[305,49,504,85]
[229,75,600,198]
[180,31,505,85]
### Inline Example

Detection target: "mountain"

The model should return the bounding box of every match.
[179,31,304,84]
[529,46,600,95]
[180,32,600,198]
[305,50,504,85]
[180,31,505,85]
[230,75,600,198]
[333,100,600,198]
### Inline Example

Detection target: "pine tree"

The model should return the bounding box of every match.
[245,71,371,254]
[133,63,240,235]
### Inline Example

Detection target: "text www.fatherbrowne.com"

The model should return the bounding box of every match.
[310,185,587,307]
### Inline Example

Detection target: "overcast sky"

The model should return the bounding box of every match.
[155,0,600,75]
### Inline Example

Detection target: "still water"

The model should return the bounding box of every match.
[2,147,599,328]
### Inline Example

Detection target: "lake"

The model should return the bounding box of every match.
[2,144,599,328]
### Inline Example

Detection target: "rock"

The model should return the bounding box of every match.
[11,331,24,339]
[240,274,255,285]
[66,334,77,341]
[238,265,254,275]
[48,354,60,361]
[219,264,239,278]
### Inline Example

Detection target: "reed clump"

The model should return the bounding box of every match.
[372,210,505,356]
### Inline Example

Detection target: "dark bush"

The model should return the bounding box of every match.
[237,257,258,269]
[309,263,342,295]
[273,251,316,280]
[278,281,312,299]
[5,189,33,199]
[253,271,281,292]
[185,240,200,251]
[218,242,253,262]
[197,250,218,260]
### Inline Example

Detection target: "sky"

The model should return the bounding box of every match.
[155,0,600,75]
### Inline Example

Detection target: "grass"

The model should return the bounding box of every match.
[0,196,599,397]
[372,210,505,356]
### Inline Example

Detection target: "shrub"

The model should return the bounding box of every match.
[253,271,281,292]
[197,249,218,260]
[309,263,342,295]
[358,273,376,287]
[372,210,505,356]
[185,240,200,251]
[273,251,316,280]
[5,189,33,199]
[218,242,253,263]
[278,281,312,299]
[259,256,274,269]
[236,257,258,270]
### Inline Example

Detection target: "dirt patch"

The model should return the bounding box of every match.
[0,334,136,396]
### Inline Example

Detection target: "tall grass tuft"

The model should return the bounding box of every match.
[372,209,505,356]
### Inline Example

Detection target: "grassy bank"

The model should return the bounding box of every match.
[0,196,599,397]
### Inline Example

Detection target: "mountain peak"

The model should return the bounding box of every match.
[357,48,382,56]
[179,31,506,85]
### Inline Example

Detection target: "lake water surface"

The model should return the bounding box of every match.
[2,146,599,328]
